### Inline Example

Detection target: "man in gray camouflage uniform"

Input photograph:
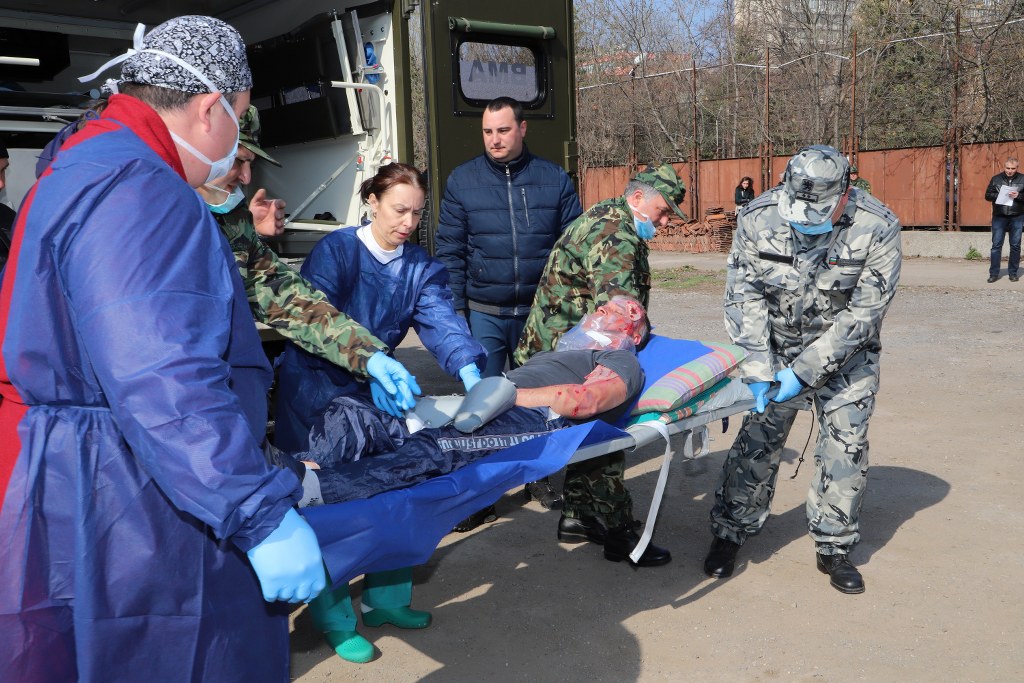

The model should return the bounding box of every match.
[703,145,901,594]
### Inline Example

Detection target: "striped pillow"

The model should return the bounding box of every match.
[630,342,746,416]
[628,378,733,425]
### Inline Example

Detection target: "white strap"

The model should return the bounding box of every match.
[628,420,674,564]
[681,424,710,460]
[78,24,146,84]
[78,23,225,98]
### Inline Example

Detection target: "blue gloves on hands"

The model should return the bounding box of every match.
[370,378,404,417]
[246,508,326,603]
[366,351,421,417]
[773,367,805,404]
[749,369,805,413]
[748,381,771,414]
[459,363,482,392]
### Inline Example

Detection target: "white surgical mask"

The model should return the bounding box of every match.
[171,105,239,184]
[205,184,245,214]
[79,23,241,184]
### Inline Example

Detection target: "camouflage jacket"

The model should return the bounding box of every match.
[725,187,901,406]
[216,206,386,376]
[851,177,872,194]
[514,197,650,364]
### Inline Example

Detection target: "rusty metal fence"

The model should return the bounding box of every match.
[582,141,1023,229]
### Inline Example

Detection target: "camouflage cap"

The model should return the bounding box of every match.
[778,145,850,225]
[632,162,687,219]
[850,165,859,174]
[239,105,281,167]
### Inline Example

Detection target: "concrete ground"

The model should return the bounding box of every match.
[290,252,1023,682]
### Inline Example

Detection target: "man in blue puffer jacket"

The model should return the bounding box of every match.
[436,96,582,514]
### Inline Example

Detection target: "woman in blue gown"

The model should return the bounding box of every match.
[275,162,485,663]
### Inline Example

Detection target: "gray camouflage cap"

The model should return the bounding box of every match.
[121,16,252,94]
[778,145,850,225]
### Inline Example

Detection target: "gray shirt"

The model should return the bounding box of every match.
[506,349,644,424]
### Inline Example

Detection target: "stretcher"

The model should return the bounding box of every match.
[302,339,757,585]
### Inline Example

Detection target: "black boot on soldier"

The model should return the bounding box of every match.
[816,552,865,594]
[603,524,671,567]
[703,536,742,578]
[556,514,607,544]
[524,477,563,510]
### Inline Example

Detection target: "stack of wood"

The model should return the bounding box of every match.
[648,206,737,253]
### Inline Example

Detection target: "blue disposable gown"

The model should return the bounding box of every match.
[274,227,485,451]
[0,96,300,682]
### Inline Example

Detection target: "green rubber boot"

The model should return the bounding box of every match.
[362,606,432,629]
[308,585,376,663]
[322,629,374,664]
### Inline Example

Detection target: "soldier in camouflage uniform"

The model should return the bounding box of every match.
[513,163,687,567]
[703,145,902,594]
[850,165,871,194]
[197,107,418,405]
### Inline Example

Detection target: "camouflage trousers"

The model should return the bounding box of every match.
[710,391,875,554]
[562,450,634,528]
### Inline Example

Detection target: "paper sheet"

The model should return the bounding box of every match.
[996,184,1020,206]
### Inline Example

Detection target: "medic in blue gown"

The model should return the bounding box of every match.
[0,17,325,682]
[275,163,486,451]
[274,162,486,665]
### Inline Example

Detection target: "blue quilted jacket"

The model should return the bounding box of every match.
[436,147,582,316]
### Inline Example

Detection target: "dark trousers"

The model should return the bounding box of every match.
[468,310,527,378]
[990,213,1024,277]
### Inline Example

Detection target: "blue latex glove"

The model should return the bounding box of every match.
[748,381,771,414]
[459,363,482,392]
[246,508,326,603]
[370,377,403,417]
[772,368,805,404]
[366,351,420,412]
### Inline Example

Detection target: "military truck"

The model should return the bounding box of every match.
[0,0,576,254]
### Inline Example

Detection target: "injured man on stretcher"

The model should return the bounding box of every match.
[268,296,650,505]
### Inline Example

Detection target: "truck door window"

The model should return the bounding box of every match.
[456,41,542,106]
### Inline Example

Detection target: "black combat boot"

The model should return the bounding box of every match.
[603,524,671,567]
[452,504,497,533]
[556,514,608,544]
[524,478,563,510]
[703,536,742,578]
[816,552,865,594]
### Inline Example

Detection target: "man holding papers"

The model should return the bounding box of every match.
[984,156,1024,282]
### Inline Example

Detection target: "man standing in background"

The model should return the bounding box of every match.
[437,96,582,514]
[984,156,1024,282]
[849,165,871,194]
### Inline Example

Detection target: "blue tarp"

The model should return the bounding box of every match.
[304,420,626,584]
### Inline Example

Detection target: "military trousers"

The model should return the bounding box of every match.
[562,450,634,528]
[710,391,875,554]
